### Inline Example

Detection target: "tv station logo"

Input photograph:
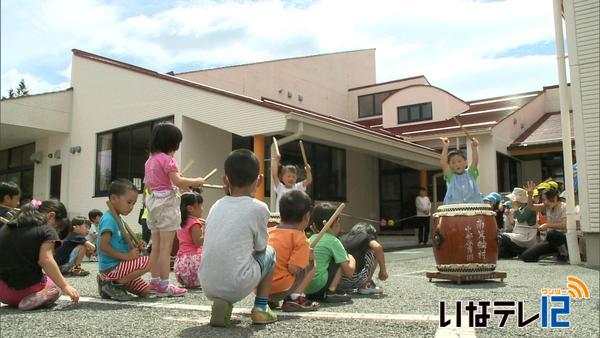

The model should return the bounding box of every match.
[439,276,590,329]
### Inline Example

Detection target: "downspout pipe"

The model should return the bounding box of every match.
[553,0,580,264]
[269,121,304,211]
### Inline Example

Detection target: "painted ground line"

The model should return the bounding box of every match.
[392,269,429,277]
[435,317,476,338]
[58,296,438,322]
[387,251,425,255]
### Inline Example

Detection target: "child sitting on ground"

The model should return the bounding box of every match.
[199,149,277,326]
[338,223,388,295]
[268,190,319,312]
[440,137,483,204]
[0,200,79,310]
[305,203,355,303]
[86,209,102,261]
[53,216,95,276]
[0,181,20,228]
[97,179,152,301]
[174,191,204,289]
[271,152,312,212]
[483,192,504,229]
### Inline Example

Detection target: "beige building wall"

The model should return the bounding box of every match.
[348,77,430,122]
[176,49,376,120]
[0,90,71,136]
[381,86,469,129]
[180,116,231,211]
[30,134,70,201]
[67,54,287,227]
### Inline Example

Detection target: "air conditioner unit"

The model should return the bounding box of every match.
[29,151,43,164]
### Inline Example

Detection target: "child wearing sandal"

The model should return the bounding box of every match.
[53,216,95,277]
[199,149,278,327]
[97,179,152,301]
[174,191,204,289]
[0,200,79,310]
[268,190,319,312]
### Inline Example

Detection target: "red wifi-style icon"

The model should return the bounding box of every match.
[566,276,590,299]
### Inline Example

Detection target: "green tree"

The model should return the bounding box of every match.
[2,78,29,100]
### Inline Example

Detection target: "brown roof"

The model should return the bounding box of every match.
[71,49,435,153]
[348,75,429,91]
[355,117,383,127]
[379,90,542,138]
[509,112,574,148]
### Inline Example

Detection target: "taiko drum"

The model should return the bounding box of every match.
[431,204,499,274]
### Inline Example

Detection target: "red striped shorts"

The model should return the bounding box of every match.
[99,257,150,296]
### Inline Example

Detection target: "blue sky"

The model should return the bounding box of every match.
[1,0,559,101]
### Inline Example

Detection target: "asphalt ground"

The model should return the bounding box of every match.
[1,248,598,337]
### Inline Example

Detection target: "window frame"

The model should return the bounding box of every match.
[396,102,433,124]
[94,116,174,197]
[357,90,396,118]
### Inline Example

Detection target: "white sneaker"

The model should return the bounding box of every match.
[358,281,383,295]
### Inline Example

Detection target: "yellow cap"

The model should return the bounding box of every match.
[536,182,550,190]
[533,189,539,197]
[547,181,559,190]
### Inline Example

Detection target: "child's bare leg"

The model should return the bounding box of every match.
[256,270,274,298]
[328,267,343,292]
[159,231,176,279]
[558,244,568,255]
[74,245,87,266]
[150,231,161,278]
[296,264,316,293]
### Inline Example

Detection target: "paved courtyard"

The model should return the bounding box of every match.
[1,248,598,337]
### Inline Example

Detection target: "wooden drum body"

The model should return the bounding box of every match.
[431,204,498,274]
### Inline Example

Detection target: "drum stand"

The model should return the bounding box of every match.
[426,271,507,284]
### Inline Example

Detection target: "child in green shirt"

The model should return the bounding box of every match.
[305,203,355,303]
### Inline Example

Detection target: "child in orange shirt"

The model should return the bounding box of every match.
[268,190,319,312]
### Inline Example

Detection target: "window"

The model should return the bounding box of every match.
[379,159,421,229]
[358,90,396,118]
[265,138,346,201]
[0,143,36,202]
[396,102,433,124]
[497,152,522,194]
[94,116,173,196]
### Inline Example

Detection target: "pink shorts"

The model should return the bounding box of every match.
[0,276,56,307]
[99,256,150,295]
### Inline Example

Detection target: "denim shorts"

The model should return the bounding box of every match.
[253,245,276,281]
[60,246,82,272]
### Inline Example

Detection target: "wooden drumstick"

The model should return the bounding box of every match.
[181,160,195,175]
[203,168,217,181]
[452,116,475,142]
[310,203,346,248]
[272,137,280,158]
[203,183,225,190]
[299,140,308,166]
[106,201,137,249]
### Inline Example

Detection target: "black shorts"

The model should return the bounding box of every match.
[306,260,340,300]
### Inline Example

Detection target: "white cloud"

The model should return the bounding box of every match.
[1,69,70,96]
[1,0,559,99]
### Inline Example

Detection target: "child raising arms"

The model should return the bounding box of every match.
[174,191,204,289]
[98,179,151,301]
[271,153,312,212]
[145,122,205,297]
[0,200,79,310]
[440,137,483,204]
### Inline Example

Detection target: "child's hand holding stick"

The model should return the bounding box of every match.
[299,140,308,166]
[310,203,346,249]
[203,168,218,181]
[272,137,280,158]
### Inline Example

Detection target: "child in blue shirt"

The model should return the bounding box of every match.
[97,179,151,301]
[440,137,483,205]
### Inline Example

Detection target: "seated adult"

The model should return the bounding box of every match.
[498,188,538,259]
[520,183,567,263]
